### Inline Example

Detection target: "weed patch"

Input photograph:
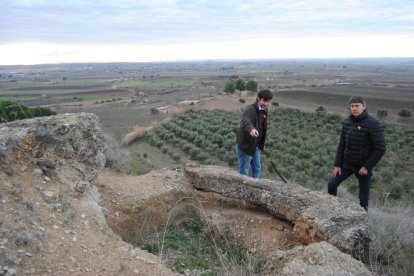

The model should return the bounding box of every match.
[141,219,263,275]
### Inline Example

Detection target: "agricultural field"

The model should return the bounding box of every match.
[274,85,414,122]
[145,108,414,202]
[1,59,414,199]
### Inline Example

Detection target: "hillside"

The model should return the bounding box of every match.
[1,113,373,275]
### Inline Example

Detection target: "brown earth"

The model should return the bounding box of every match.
[96,168,297,264]
[1,164,176,275]
[196,94,256,111]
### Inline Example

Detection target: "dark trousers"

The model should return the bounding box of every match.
[328,163,372,210]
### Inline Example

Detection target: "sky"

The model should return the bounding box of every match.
[1,0,414,65]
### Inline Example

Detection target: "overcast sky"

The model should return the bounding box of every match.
[1,0,414,65]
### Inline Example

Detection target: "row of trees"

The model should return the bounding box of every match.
[224,78,258,94]
[146,107,414,202]
[0,100,56,123]
[146,110,238,166]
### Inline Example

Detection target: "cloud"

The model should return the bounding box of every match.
[1,0,414,63]
[1,34,413,65]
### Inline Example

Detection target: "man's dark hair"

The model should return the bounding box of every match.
[349,96,366,105]
[257,89,273,101]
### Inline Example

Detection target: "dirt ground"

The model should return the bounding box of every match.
[200,200,297,258]
[1,165,176,275]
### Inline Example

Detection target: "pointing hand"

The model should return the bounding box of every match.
[250,129,259,137]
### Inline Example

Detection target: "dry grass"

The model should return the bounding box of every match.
[367,204,414,275]
[173,107,185,117]
[121,126,147,146]
[149,120,161,128]
[326,187,414,275]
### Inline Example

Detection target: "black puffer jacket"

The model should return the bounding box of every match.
[237,101,268,156]
[334,110,386,171]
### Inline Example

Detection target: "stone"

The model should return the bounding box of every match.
[272,242,372,275]
[75,181,91,194]
[43,191,54,198]
[0,113,107,181]
[185,164,370,258]
[33,169,43,175]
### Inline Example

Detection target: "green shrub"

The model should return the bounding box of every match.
[315,106,326,113]
[398,109,412,117]
[172,154,181,161]
[377,109,388,119]
[0,100,56,123]
[224,82,235,94]
[141,219,264,274]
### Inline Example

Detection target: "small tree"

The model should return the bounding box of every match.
[150,108,159,115]
[315,106,326,113]
[235,78,245,94]
[224,82,235,94]
[239,98,245,104]
[398,109,412,118]
[246,80,258,94]
[377,109,388,120]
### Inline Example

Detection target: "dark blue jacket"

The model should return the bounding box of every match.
[334,110,386,170]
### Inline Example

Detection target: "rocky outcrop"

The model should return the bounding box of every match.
[0,112,106,180]
[264,241,372,275]
[0,113,174,275]
[185,164,370,258]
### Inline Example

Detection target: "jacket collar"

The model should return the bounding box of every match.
[255,100,267,112]
[350,110,368,122]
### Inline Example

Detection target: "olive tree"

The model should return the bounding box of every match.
[235,78,245,93]
[224,82,235,94]
[245,80,258,94]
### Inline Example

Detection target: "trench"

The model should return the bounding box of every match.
[99,182,299,274]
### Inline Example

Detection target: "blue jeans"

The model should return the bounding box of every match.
[236,145,261,179]
[328,162,372,210]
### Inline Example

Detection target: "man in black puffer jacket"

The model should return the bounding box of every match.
[328,96,386,211]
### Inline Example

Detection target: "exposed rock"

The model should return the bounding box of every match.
[0,113,175,275]
[184,164,370,258]
[99,163,371,275]
[264,241,372,275]
[0,113,106,180]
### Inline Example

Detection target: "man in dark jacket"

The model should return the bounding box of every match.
[236,89,272,179]
[328,96,386,210]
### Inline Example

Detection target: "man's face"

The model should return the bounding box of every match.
[350,102,366,117]
[258,98,271,109]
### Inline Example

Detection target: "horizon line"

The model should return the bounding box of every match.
[2,56,414,67]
